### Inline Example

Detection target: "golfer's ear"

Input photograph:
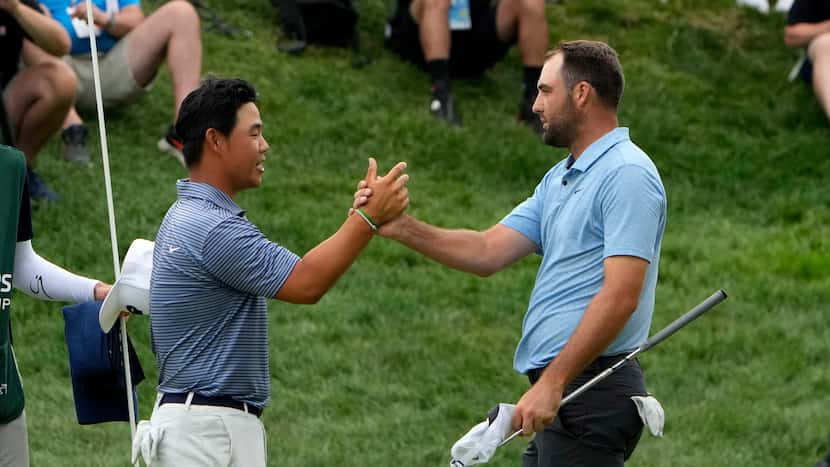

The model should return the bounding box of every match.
[205,128,221,151]
[573,82,591,108]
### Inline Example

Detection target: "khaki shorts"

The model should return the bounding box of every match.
[64,33,151,112]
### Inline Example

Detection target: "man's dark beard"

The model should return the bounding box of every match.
[542,101,580,148]
[543,118,578,148]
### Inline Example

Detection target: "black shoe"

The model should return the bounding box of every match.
[61,124,92,164]
[27,168,59,201]
[517,85,542,134]
[430,88,462,127]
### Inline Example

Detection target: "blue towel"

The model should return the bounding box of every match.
[63,301,145,425]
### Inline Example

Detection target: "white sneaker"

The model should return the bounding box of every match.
[157,136,186,168]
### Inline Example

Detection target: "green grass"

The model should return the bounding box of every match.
[13,0,830,465]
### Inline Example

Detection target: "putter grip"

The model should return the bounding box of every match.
[641,289,727,352]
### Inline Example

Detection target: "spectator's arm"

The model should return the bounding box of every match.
[3,0,70,56]
[102,4,143,37]
[785,20,830,48]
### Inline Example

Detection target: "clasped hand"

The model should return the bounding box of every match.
[354,157,409,228]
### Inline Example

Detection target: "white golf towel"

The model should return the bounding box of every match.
[630,395,665,437]
[450,403,515,467]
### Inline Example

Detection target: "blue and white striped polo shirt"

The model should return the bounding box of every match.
[150,180,300,409]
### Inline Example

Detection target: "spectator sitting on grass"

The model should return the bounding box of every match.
[1,0,78,201]
[384,0,548,130]
[31,0,202,166]
[785,0,830,123]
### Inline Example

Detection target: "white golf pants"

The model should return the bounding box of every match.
[138,395,267,467]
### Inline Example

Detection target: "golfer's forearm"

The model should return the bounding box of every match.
[389,216,496,276]
[785,21,830,48]
[540,287,638,391]
[277,215,373,304]
[15,5,70,56]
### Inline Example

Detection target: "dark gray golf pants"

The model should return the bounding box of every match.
[522,356,647,467]
[0,410,29,467]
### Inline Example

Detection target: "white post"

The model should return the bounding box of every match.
[83,2,138,464]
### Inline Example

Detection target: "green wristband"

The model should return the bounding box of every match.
[355,208,379,232]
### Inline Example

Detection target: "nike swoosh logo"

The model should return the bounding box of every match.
[168,246,180,253]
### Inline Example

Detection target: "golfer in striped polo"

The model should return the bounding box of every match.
[143,78,409,466]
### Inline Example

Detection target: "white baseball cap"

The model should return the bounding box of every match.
[99,239,154,332]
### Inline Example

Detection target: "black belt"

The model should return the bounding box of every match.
[527,353,636,385]
[159,393,263,418]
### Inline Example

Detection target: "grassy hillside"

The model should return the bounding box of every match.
[13,0,830,465]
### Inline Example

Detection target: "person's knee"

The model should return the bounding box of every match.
[159,0,200,27]
[808,32,830,62]
[420,0,451,16]
[517,0,545,18]
[52,61,78,102]
[33,61,77,106]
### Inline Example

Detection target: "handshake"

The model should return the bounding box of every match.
[349,157,410,236]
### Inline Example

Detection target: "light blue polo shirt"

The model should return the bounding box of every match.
[150,180,300,409]
[501,128,666,374]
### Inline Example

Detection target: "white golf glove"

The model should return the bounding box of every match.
[131,420,165,466]
[450,403,515,466]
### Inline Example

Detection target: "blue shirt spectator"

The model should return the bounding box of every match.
[501,128,666,374]
[31,0,201,167]
[41,0,139,54]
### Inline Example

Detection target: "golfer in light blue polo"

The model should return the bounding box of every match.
[353,40,666,466]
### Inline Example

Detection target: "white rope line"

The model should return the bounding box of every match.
[83,2,138,462]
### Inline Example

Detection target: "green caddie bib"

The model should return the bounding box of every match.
[0,145,27,423]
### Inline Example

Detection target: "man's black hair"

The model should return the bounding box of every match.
[175,78,258,167]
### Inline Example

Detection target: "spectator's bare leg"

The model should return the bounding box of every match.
[126,0,201,118]
[809,33,830,122]
[3,61,77,164]
[496,0,546,129]
[63,108,84,128]
[495,0,546,67]
[20,42,86,130]
[409,0,459,125]
[410,0,451,60]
